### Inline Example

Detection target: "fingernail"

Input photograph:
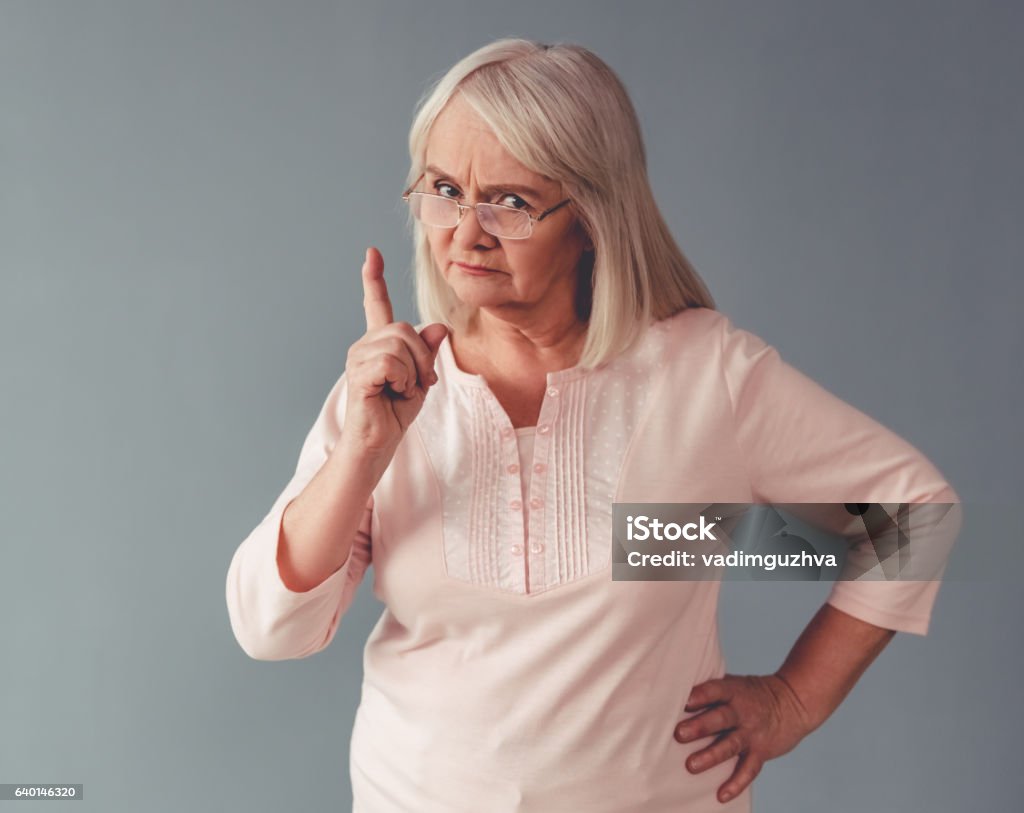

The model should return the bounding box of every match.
[676,725,691,740]
[689,756,704,771]
[721,790,733,802]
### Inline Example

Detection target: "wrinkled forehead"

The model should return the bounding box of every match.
[424,94,559,194]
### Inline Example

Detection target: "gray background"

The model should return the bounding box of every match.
[1,1,1021,810]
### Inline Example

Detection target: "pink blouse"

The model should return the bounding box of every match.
[225,307,959,812]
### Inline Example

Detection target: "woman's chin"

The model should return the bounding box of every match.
[448,281,513,310]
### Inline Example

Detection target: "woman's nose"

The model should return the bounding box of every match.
[453,204,498,250]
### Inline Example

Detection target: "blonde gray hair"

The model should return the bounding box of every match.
[405,37,714,368]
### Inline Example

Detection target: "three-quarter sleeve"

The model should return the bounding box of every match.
[225,372,373,660]
[719,315,961,635]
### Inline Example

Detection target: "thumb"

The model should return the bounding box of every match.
[419,322,449,357]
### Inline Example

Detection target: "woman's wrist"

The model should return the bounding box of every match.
[771,668,826,734]
[333,431,396,479]
[774,603,897,733]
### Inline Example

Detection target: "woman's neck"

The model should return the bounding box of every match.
[455,308,588,375]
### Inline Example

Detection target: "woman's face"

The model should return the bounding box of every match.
[421,93,591,326]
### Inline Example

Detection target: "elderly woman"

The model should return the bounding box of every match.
[226,38,958,811]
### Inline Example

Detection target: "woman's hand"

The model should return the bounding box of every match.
[673,673,815,804]
[341,247,448,463]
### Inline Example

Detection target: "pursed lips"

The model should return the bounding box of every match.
[455,261,502,273]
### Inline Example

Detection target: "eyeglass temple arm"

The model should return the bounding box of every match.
[536,198,573,221]
[402,172,426,199]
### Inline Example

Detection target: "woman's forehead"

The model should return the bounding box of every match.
[425,107,556,193]
[422,161,545,199]
[427,116,520,172]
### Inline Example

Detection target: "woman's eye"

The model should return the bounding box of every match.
[498,194,530,210]
[435,182,459,198]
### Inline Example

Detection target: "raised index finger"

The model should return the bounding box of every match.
[361,246,393,331]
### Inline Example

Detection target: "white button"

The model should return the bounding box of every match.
[510,500,522,511]
[530,542,545,555]
[537,424,551,435]
[533,463,547,474]
[507,463,519,474]
[546,387,559,397]
[530,497,543,509]
[511,544,524,556]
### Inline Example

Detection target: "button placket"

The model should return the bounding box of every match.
[525,382,561,592]
[490,399,528,593]
[503,424,525,536]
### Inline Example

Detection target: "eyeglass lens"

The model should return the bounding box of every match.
[408,193,532,239]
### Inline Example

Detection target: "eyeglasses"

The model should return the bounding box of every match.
[401,173,573,240]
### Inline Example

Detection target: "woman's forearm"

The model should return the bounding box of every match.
[277,442,386,593]
[775,603,896,731]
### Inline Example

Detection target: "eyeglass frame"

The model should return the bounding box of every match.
[401,172,573,240]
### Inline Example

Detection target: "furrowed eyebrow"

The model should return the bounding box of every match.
[424,164,545,199]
